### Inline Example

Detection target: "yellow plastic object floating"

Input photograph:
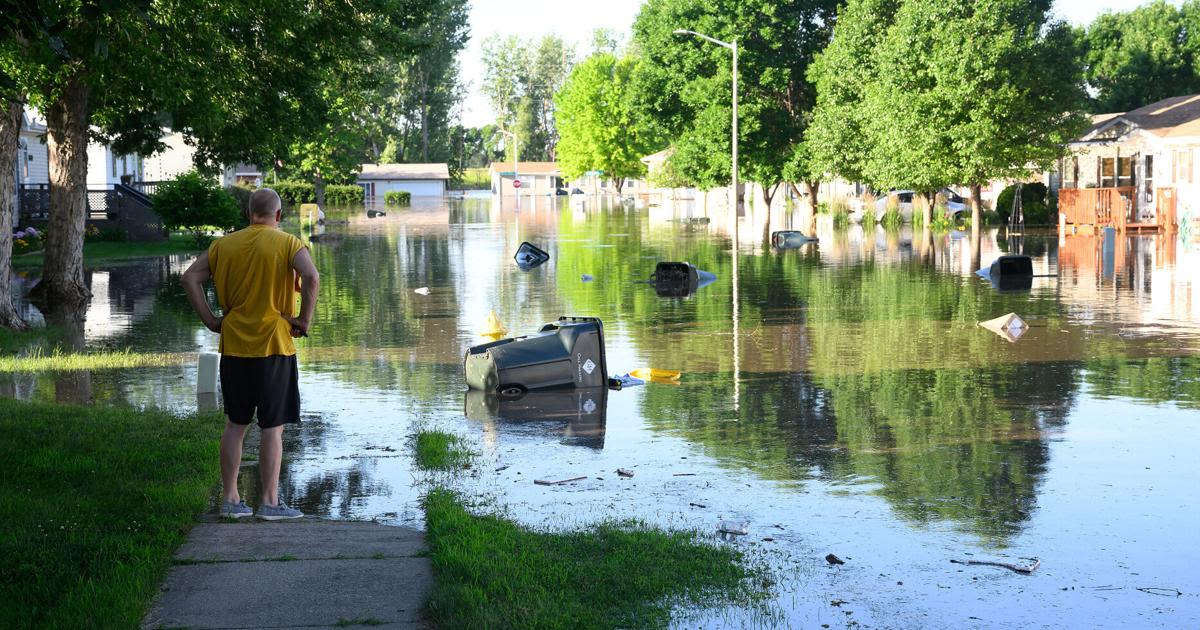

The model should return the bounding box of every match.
[629,368,681,383]
[479,310,507,341]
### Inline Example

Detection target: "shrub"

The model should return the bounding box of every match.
[151,171,242,248]
[325,184,363,206]
[84,225,127,242]
[227,184,254,217]
[996,182,1052,225]
[880,207,904,229]
[271,181,315,207]
[385,190,412,206]
[268,181,362,206]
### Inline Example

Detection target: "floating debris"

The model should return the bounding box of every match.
[617,468,635,478]
[534,476,587,486]
[826,553,846,565]
[718,521,749,535]
[978,312,1027,343]
[414,287,431,295]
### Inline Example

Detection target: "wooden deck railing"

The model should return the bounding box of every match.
[1057,187,1135,229]
[1156,187,1177,231]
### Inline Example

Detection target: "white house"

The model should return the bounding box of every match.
[140,131,200,183]
[16,108,50,188]
[86,138,142,188]
[357,163,450,198]
[489,161,561,197]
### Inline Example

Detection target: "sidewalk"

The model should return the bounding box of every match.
[142,518,432,629]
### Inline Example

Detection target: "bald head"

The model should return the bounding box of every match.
[249,188,282,219]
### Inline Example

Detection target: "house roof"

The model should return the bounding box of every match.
[488,161,559,175]
[21,107,47,133]
[358,163,450,180]
[640,148,672,166]
[1083,94,1200,141]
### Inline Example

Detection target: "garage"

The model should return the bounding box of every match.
[357,163,450,200]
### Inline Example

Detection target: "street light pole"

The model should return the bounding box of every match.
[674,29,739,250]
[674,29,740,413]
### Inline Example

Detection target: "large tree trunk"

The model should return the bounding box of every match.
[0,100,29,329]
[969,183,983,229]
[30,75,92,306]
[801,181,819,235]
[921,190,935,227]
[761,182,781,246]
[420,70,431,162]
[613,178,624,195]
[969,183,983,259]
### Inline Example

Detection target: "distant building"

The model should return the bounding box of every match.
[357,163,450,198]
[15,108,49,187]
[488,161,561,197]
[222,163,262,188]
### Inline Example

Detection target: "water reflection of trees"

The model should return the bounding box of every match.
[551,216,1092,544]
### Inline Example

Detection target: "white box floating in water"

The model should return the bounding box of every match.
[978,313,1028,343]
[197,352,219,394]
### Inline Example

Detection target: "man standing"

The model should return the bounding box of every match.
[182,188,319,520]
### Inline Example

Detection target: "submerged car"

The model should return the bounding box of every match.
[873,188,968,222]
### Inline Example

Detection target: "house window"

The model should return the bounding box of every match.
[1061,156,1078,189]
[1144,155,1154,196]
[1117,156,1134,188]
[1100,158,1116,187]
[1174,149,1193,184]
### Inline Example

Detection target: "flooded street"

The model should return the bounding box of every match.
[5,196,1200,628]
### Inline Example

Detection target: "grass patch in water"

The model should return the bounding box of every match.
[11,233,202,269]
[0,347,188,373]
[0,398,220,628]
[879,207,904,229]
[413,430,472,471]
[423,488,771,629]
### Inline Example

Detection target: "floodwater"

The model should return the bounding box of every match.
[4,195,1200,628]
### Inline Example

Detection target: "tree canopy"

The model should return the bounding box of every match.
[480,34,575,162]
[630,0,839,199]
[555,53,655,192]
[1080,0,1200,113]
[807,0,1085,224]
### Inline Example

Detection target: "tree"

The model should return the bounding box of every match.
[555,53,654,193]
[0,1,436,308]
[630,0,839,215]
[862,0,1086,226]
[1081,1,1200,113]
[0,99,26,329]
[151,172,241,247]
[480,35,575,161]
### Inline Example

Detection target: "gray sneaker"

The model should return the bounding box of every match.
[220,500,253,519]
[257,501,303,521]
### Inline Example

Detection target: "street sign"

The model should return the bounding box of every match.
[513,179,522,189]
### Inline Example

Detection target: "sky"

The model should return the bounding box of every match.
[459,0,1183,127]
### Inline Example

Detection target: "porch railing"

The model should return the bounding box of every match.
[1057,187,1135,229]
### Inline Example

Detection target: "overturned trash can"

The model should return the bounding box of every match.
[986,255,1033,292]
[514,241,550,271]
[771,230,817,249]
[464,316,608,395]
[651,262,698,297]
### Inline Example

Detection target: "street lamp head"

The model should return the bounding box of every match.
[673,29,689,35]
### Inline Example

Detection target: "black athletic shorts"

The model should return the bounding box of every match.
[219,355,300,429]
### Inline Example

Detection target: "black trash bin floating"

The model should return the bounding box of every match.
[651,262,698,297]
[464,316,608,395]
[988,255,1033,292]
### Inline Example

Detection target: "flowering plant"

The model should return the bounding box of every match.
[11,226,44,255]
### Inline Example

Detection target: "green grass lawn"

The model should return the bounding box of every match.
[0,399,220,628]
[423,489,771,629]
[11,233,203,269]
[414,431,772,629]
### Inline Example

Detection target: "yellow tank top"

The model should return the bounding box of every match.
[208,225,307,357]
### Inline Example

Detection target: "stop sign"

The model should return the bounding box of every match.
[513,179,522,189]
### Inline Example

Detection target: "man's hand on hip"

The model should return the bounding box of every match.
[285,316,309,338]
[205,315,223,334]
